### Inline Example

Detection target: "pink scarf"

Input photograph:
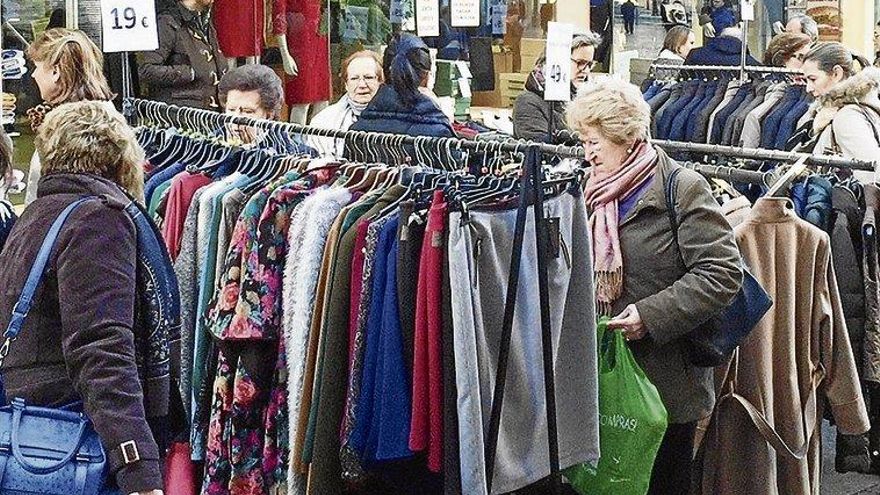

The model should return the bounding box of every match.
[584,142,658,315]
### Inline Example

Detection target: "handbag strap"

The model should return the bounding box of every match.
[0,197,94,368]
[664,167,684,257]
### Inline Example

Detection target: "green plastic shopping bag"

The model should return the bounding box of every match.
[564,318,669,495]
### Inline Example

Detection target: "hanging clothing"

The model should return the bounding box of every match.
[698,197,870,495]
[308,96,367,158]
[449,190,599,495]
[213,0,265,58]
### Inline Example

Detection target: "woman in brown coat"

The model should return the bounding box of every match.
[569,77,743,494]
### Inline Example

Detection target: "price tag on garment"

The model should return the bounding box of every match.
[451,0,481,28]
[99,0,159,53]
[416,0,440,37]
[491,0,507,35]
[456,61,473,79]
[740,0,755,21]
[544,22,574,102]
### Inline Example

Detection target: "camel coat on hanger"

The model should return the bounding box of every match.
[697,197,870,495]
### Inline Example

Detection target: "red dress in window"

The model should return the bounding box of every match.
[272,0,332,105]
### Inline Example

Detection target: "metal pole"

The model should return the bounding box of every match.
[740,19,748,82]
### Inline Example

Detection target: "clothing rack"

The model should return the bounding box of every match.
[130,97,577,494]
[650,63,803,75]
[680,161,771,186]
[652,139,876,171]
[126,98,586,166]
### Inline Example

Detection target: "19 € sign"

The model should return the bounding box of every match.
[100,0,159,52]
[544,22,574,102]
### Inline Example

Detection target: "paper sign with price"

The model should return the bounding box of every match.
[544,22,574,102]
[416,0,440,37]
[100,0,158,52]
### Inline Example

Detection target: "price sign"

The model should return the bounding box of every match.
[451,0,480,28]
[100,0,158,53]
[544,22,574,102]
[416,0,440,37]
[740,0,755,21]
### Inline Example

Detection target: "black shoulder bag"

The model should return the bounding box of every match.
[665,168,773,367]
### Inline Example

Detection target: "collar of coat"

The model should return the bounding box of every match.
[812,67,880,133]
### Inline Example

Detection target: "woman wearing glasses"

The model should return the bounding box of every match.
[513,32,602,143]
[310,50,384,158]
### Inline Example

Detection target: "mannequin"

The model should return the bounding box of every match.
[272,1,330,124]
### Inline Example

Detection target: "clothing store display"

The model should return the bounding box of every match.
[272,0,331,105]
[645,75,811,150]
[698,198,870,495]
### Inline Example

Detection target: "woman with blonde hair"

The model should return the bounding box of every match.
[0,101,162,495]
[24,28,116,205]
[568,77,742,494]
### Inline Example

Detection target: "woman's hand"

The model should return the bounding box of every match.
[607,304,647,341]
[129,491,163,495]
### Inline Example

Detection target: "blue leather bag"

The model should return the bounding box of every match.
[0,197,114,494]
[665,169,774,367]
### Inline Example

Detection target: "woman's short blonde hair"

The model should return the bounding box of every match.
[36,101,145,202]
[27,28,114,104]
[566,77,651,145]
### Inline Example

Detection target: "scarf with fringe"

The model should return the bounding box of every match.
[584,141,658,315]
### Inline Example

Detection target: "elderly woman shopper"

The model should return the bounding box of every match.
[310,50,383,157]
[569,77,742,494]
[763,32,812,69]
[797,42,880,182]
[25,28,117,205]
[513,32,602,143]
[0,101,166,495]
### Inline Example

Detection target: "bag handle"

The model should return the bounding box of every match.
[9,398,89,474]
[0,197,94,368]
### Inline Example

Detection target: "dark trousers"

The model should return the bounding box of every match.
[624,18,635,34]
[648,421,697,495]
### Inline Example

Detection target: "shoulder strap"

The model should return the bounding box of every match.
[665,167,684,245]
[3,197,94,342]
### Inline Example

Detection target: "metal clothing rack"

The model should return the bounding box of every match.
[652,139,875,171]
[651,63,803,75]
[126,98,587,166]
[128,97,579,495]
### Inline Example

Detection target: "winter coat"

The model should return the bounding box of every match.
[512,70,570,143]
[609,147,743,424]
[0,173,165,493]
[345,85,455,163]
[698,197,870,495]
[804,67,880,183]
[685,35,760,67]
[139,2,227,110]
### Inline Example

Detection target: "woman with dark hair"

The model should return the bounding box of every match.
[347,34,455,148]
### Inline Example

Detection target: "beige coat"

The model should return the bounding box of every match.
[698,198,870,495]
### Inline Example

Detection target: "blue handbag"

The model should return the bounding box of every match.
[665,168,774,367]
[0,197,116,494]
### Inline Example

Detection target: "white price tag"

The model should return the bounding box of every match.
[458,77,472,98]
[416,0,440,37]
[544,22,574,102]
[451,0,480,28]
[100,0,158,53]
[740,0,755,21]
[456,61,473,79]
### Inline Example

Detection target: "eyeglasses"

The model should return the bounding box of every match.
[571,58,597,70]
[347,74,379,84]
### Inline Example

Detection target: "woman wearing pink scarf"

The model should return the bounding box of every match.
[570,78,743,495]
